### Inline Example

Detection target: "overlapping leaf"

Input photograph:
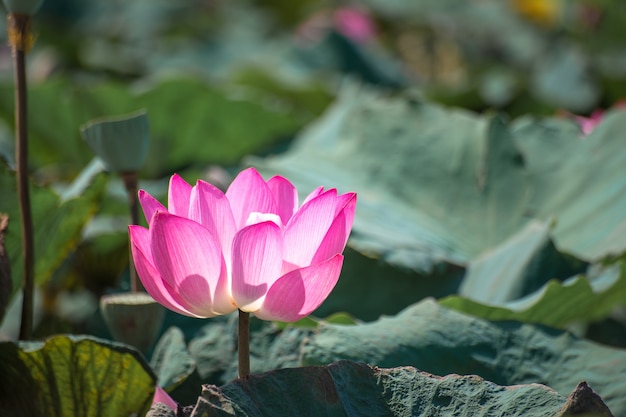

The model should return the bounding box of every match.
[301,299,626,415]
[511,110,626,260]
[156,299,626,415]
[441,265,626,329]
[454,220,585,303]
[0,335,156,417]
[162,361,612,417]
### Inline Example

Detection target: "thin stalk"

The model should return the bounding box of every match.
[8,13,35,341]
[238,309,250,378]
[121,171,143,292]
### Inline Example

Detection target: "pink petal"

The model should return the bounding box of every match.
[283,189,339,267]
[189,180,237,266]
[231,221,283,311]
[255,254,344,322]
[138,190,166,224]
[333,7,376,43]
[168,174,192,217]
[226,168,277,228]
[334,192,357,216]
[301,186,325,206]
[266,175,298,225]
[312,193,356,263]
[152,386,178,411]
[150,212,230,317]
[129,225,202,317]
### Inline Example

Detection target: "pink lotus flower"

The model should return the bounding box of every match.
[129,168,356,322]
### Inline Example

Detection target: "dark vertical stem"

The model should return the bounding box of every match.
[8,14,35,341]
[121,171,143,292]
[238,309,250,378]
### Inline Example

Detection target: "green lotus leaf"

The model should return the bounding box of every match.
[150,326,196,391]
[253,88,626,269]
[301,299,626,415]
[440,261,626,330]
[453,219,586,304]
[164,361,612,417]
[0,334,156,417]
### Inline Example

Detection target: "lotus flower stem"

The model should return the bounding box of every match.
[7,13,35,340]
[238,309,250,378]
[121,171,144,292]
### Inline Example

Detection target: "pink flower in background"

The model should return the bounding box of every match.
[333,7,376,43]
[129,168,356,322]
[152,386,177,412]
[296,6,376,46]
[571,101,626,136]
[574,109,604,136]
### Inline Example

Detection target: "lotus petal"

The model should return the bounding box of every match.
[226,168,277,228]
[267,175,298,225]
[129,225,201,317]
[284,189,340,267]
[150,212,228,317]
[138,190,166,224]
[256,254,344,321]
[312,193,357,263]
[167,174,192,217]
[189,180,237,266]
[232,221,283,311]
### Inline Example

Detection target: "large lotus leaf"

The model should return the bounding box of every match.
[440,261,626,330]
[150,326,196,391]
[301,299,626,415]
[0,335,156,417]
[154,361,613,417]
[253,88,626,272]
[0,162,106,298]
[458,219,586,303]
[252,87,531,272]
[0,76,302,179]
[511,109,626,260]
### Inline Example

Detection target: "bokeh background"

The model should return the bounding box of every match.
[1,0,626,412]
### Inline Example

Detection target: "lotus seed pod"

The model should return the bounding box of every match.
[100,292,165,354]
[81,110,149,173]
